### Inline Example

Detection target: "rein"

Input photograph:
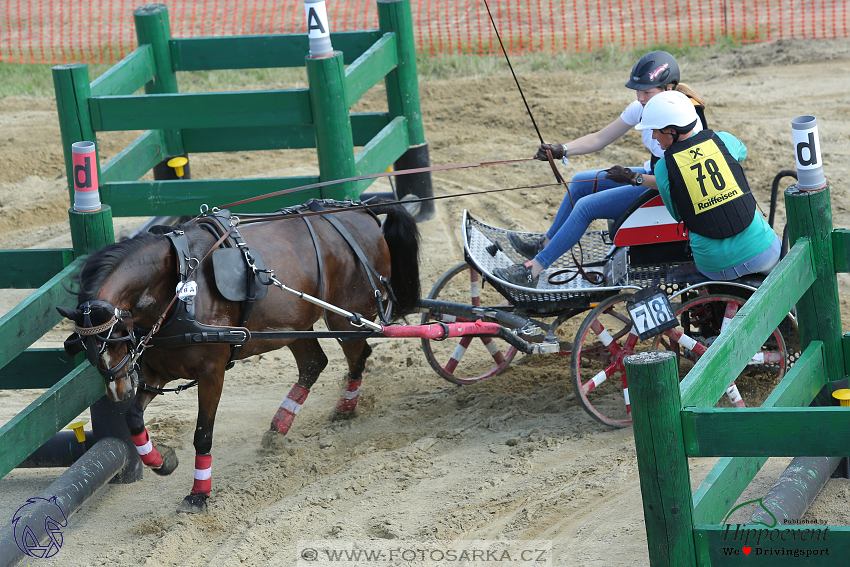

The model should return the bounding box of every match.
[219,158,534,209]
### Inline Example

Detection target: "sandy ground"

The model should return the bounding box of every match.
[2,38,850,566]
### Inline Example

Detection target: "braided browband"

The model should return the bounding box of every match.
[74,315,120,336]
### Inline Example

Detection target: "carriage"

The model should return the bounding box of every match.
[59,170,799,511]
[417,172,799,428]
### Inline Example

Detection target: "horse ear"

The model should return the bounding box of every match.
[63,334,84,357]
[56,306,82,323]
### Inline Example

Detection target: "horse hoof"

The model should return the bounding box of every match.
[176,493,208,514]
[261,428,290,452]
[331,408,357,421]
[151,447,179,476]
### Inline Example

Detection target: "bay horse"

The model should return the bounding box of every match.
[56,200,419,513]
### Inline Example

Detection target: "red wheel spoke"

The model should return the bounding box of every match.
[442,336,474,375]
[590,319,624,358]
[581,364,617,394]
[477,336,508,364]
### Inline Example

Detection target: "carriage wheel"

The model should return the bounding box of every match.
[421,262,518,385]
[571,293,645,428]
[651,293,787,406]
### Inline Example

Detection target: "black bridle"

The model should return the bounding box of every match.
[69,299,141,384]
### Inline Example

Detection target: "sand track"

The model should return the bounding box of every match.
[2,38,850,566]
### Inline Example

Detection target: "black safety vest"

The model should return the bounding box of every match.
[664,130,756,239]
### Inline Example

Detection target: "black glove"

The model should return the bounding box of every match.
[535,143,566,161]
[605,165,639,185]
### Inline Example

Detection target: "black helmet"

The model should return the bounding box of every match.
[625,51,680,90]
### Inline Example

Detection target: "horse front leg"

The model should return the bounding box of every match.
[178,362,226,515]
[333,340,372,418]
[270,337,328,435]
[126,365,179,476]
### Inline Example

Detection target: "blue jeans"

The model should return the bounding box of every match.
[697,235,782,280]
[536,167,649,268]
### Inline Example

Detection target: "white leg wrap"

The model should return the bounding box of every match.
[342,387,360,400]
[134,440,153,456]
[485,340,500,356]
[281,398,303,414]
[194,465,212,480]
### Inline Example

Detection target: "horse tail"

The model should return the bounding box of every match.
[369,201,421,318]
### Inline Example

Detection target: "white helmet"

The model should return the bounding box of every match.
[635,90,698,133]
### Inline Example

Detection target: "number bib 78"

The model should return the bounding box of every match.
[626,287,678,341]
[672,139,743,214]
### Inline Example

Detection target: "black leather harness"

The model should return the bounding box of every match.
[139,200,395,376]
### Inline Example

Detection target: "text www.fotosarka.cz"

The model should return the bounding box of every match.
[296,540,553,566]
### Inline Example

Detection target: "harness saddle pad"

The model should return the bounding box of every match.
[211,247,270,302]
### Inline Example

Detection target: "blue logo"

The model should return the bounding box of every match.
[12,496,67,558]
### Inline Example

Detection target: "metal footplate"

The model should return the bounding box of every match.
[461,210,637,312]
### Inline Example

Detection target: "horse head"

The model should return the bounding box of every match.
[55,233,178,402]
[57,299,140,402]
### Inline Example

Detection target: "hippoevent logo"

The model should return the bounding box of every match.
[12,496,67,559]
[719,498,830,557]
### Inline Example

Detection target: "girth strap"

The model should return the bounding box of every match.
[302,215,331,331]
[306,201,395,325]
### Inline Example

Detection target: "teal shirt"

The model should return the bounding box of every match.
[653,131,777,273]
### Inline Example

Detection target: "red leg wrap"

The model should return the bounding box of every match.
[191,454,212,495]
[271,384,309,435]
[334,377,362,414]
[131,429,163,468]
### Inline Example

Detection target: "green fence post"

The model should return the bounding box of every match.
[52,64,99,206]
[378,0,434,220]
[68,206,114,257]
[306,52,357,200]
[786,184,843,380]
[626,351,697,567]
[67,179,141,482]
[134,3,187,175]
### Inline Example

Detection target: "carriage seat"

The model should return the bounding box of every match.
[664,262,767,289]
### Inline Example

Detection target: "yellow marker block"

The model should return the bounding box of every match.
[66,421,88,442]
[167,156,189,178]
[832,389,850,407]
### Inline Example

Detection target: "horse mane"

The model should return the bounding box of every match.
[78,232,162,303]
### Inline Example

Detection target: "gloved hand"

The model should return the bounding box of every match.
[535,143,566,161]
[605,165,639,185]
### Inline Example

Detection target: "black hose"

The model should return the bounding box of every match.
[768,170,798,228]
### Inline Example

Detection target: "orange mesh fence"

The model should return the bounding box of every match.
[2,0,849,64]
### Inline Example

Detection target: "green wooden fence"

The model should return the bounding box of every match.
[0,0,428,481]
[626,183,850,566]
[53,0,429,216]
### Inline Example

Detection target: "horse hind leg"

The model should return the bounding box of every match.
[270,338,328,436]
[332,340,372,419]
